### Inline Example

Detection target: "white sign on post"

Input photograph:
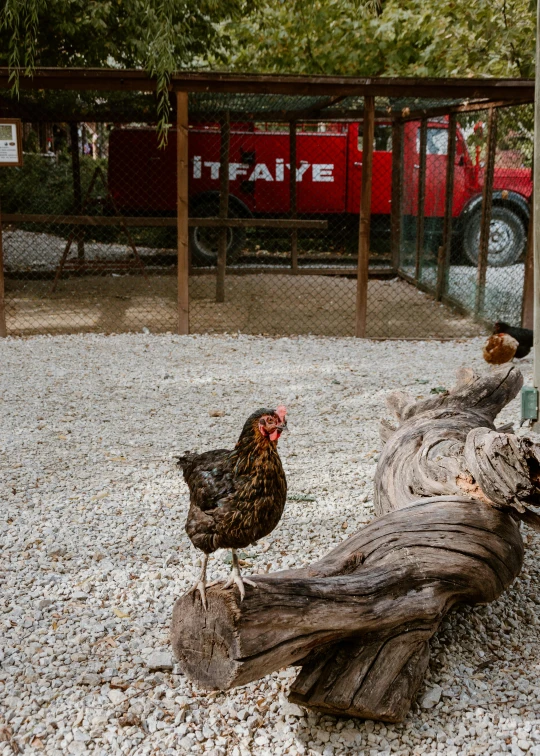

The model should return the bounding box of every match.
[0,119,23,167]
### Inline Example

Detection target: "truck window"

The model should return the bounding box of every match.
[357,125,392,152]
[416,128,448,155]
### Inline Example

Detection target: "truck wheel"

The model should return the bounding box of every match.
[463,206,526,267]
[189,194,248,267]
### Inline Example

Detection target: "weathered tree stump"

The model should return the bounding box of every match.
[171,365,539,721]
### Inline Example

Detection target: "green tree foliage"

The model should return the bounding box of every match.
[1,0,536,141]
[219,0,536,78]
[0,0,255,142]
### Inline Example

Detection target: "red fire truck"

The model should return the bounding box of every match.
[108,119,532,267]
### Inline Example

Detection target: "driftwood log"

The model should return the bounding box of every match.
[171,365,540,721]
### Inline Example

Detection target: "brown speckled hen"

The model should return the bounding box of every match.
[177,406,287,608]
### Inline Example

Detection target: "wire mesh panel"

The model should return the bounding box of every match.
[0,91,178,336]
[186,100,361,336]
[394,102,532,334]
[0,85,532,339]
[442,104,532,325]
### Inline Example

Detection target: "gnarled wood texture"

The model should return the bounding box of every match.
[171,365,538,721]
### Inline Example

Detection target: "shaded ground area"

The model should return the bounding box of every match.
[5,276,178,336]
[5,273,485,338]
[190,274,484,338]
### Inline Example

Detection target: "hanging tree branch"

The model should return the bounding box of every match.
[0,0,255,145]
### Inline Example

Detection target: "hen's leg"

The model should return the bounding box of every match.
[192,553,209,610]
[223,549,257,601]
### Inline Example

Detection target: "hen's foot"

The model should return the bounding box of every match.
[191,553,210,610]
[192,580,208,610]
[223,569,257,601]
[222,549,258,601]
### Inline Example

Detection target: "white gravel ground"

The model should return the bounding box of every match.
[3,230,164,273]
[1,333,540,756]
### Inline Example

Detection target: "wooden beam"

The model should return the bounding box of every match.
[475,107,498,317]
[216,112,230,303]
[290,121,298,272]
[0,97,530,126]
[415,119,427,282]
[522,193,534,329]
[0,68,533,101]
[191,266,393,277]
[355,96,375,338]
[400,97,533,123]
[177,91,189,335]
[390,121,403,272]
[436,113,457,301]
[1,214,328,229]
[289,95,349,121]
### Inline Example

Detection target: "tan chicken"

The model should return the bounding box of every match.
[483,332,519,365]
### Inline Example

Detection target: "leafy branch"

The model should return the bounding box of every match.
[0,0,252,145]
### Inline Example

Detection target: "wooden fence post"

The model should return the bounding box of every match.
[177,91,189,335]
[415,118,427,282]
[436,113,457,301]
[522,193,534,329]
[390,120,403,273]
[216,112,230,303]
[475,106,498,317]
[70,122,85,260]
[0,199,6,337]
[355,96,375,338]
[290,120,298,273]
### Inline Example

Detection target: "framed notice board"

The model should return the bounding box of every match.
[0,118,23,167]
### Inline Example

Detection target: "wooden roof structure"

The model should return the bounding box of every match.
[0,68,534,123]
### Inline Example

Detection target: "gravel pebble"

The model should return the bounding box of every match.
[146,651,174,671]
[421,684,443,709]
[1,332,539,755]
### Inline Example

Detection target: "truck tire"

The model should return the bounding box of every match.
[189,193,249,267]
[462,205,526,267]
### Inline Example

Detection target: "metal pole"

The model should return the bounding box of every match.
[390,120,403,273]
[355,96,375,338]
[216,111,230,304]
[290,120,298,273]
[475,106,498,317]
[177,91,189,335]
[533,0,540,430]
[436,113,457,301]
[415,118,428,282]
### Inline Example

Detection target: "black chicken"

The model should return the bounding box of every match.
[493,321,533,359]
[177,406,287,608]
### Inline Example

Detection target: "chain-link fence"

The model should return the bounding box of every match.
[0,91,178,336]
[0,79,533,338]
[394,103,533,335]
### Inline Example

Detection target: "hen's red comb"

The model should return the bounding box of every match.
[276,405,287,422]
